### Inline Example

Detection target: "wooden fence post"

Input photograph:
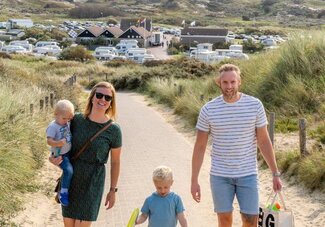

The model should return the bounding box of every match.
[209,97,212,101]
[50,93,54,108]
[299,118,308,157]
[45,96,49,110]
[73,74,77,83]
[268,112,275,146]
[30,104,34,115]
[178,85,183,96]
[200,94,204,101]
[40,99,44,111]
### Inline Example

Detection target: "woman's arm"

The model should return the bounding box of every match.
[105,147,121,209]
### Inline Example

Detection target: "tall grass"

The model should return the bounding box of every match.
[0,83,48,222]
[0,56,81,223]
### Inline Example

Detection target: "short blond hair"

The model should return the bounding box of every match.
[216,63,241,86]
[152,165,173,181]
[54,99,74,115]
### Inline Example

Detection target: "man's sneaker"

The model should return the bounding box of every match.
[59,192,69,206]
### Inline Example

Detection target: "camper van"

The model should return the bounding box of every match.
[93,47,117,61]
[115,42,139,54]
[9,40,33,52]
[150,32,163,46]
[125,48,146,59]
[35,41,59,48]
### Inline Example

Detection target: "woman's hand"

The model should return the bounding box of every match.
[104,191,116,210]
[49,155,63,166]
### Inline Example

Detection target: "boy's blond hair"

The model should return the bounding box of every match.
[54,99,74,115]
[152,165,173,181]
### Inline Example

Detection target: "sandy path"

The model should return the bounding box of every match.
[12,92,324,226]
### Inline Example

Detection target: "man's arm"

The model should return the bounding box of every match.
[256,126,282,191]
[177,212,188,227]
[191,129,209,203]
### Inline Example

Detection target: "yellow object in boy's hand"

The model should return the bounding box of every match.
[127,208,139,227]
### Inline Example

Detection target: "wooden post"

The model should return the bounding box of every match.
[73,74,77,83]
[30,104,34,115]
[209,97,212,101]
[45,96,49,110]
[50,93,54,108]
[268,112,275,146]
[70,77,73,86]
[178,85,183,96]
[200,94,204,101]
[105,74,108,81]
[40,99,44,111]
[299,118,308,157]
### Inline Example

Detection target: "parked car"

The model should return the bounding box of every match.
[1,45,28,54]
[33,45,62,55]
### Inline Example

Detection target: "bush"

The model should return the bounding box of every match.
[23,27,67,41]
[58,46,94,62]
[104,59,136,67]
[167,47,179,55]
[69,4,123,18]
[243,39,264,53]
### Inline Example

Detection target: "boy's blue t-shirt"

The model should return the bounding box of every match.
[141,192,185,227]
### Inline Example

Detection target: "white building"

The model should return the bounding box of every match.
[7,19,33,29]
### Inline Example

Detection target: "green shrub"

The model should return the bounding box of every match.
[298,152,325,191]
[58,46,94,62]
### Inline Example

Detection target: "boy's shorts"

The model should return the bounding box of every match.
[210,174,259,215]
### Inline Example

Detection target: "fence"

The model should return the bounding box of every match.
[29,75,77,115]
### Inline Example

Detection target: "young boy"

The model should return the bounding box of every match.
[46,99,74,206]
[136,165,188,227]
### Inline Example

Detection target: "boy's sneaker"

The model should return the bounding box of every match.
[59,192,69,206]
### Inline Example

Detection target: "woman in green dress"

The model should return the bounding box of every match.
[50,81,122,227]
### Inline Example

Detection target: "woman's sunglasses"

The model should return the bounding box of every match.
[95,92,113,102]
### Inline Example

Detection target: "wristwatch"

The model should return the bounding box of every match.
[109,187,118,192]
[272,172,281,177]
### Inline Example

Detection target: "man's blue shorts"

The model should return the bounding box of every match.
[210,174,259,215]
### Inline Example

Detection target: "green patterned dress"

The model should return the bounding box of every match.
[62,113,122,221]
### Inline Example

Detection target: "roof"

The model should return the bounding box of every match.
[181,27,228,36]
[129,26,151,39]
[104,27,123,37]
[8,19,33,23]
[86,26,104,37]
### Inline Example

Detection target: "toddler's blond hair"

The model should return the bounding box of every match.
[152,165,173,182]
[54,99,74,115]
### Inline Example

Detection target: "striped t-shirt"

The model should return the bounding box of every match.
[196,93,267,178]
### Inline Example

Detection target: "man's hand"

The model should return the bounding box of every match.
[273,176,282,192]
[191,182,201,203]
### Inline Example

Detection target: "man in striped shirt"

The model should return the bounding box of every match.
[191,64,282,227]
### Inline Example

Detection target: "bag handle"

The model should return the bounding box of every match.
[265,191,288,211]
[71,121,114,160]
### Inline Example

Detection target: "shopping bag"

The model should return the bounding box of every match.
[258,191,295,227]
